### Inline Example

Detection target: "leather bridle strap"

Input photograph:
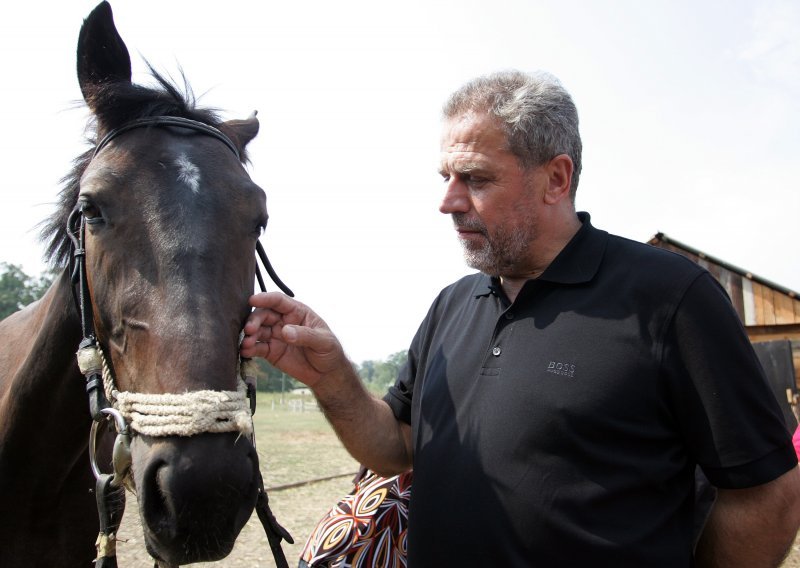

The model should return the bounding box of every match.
[67,207,110,420]
[256,241,294,297]
[93,116,240,160]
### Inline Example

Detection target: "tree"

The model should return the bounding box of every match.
[243,349,408,396]
[0,263,55,320]
[357,350,408,393]
[250,358,302,392]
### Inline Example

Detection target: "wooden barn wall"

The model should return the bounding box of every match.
[650,240,800,388]
[651,241,800,326]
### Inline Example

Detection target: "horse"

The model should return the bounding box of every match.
[0,2,291,566]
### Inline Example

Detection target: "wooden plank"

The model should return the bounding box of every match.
[716,267,732,293]
[729,274,745,323]
[705,262,722,281]
[761,285,777,326]
[682,250,699,263]
[665,244,698,263]
[743,278,757,326]
[752,281,765,326]
[775,292,797,325]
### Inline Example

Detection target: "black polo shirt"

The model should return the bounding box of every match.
[385,213,796,567]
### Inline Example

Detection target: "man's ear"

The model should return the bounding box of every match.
[542,154,574,205]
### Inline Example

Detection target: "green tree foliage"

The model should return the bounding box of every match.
[357,350,408,393]
[247,349,408,395]
[251,358,302,392]
[0,263,55,320]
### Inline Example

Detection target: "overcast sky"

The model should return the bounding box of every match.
[1,0,797,362]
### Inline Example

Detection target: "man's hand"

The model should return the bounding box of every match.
[240,292,348,389]
[240,292,413,474]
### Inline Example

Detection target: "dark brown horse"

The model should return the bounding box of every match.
[0,3,289,566]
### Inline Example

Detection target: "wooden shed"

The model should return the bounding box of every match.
[648,233,800,394]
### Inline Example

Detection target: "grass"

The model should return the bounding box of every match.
[254,392,359,488]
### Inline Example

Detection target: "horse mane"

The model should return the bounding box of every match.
[38,66,246,268]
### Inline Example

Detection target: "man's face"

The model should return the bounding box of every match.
[439,111,543,276]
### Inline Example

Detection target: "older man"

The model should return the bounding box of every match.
[241,70,800,566]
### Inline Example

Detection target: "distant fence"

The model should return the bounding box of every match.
[265,395,320,413]
[287,398,319,413]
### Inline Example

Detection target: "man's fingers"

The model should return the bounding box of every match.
[249,291,300,315]
[240,292,343,380]
[243,308,278,335]
[281,324,337,357]
[239,341,268,359]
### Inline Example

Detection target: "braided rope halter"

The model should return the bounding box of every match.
[77,343,257,439]
[68,116,294,568]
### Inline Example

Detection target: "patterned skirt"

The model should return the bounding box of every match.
[299,469,413,568]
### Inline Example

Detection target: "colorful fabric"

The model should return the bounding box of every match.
[793,424,800,460]
[300,470,413,568]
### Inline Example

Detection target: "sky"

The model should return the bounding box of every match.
[0,0,797,363]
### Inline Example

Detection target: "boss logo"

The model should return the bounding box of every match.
[546,361,576,377]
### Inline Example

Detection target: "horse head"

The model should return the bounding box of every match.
[65,2,273,564]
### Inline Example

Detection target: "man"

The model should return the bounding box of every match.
[241,70,800,566]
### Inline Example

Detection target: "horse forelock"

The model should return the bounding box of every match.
[38,66,247,269]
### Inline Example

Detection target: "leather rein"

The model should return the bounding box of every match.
[67,116,294,568]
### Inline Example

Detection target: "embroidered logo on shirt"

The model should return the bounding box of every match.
[546,361,575,377]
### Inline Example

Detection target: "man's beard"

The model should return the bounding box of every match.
[452,211,537,276]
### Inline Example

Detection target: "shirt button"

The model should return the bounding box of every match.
[504,312,514,320]
[492,346,502,356]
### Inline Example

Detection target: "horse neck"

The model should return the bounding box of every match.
[0,268,88,485]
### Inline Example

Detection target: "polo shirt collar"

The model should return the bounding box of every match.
[475,211,608,297]
[537,212,608,284]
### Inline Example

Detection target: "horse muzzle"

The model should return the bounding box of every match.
[131,433,260,565]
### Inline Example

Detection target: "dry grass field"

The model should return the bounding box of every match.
[113,392,800,567]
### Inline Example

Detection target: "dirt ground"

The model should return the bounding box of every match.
[116,494,800,568]
[783,536,800,568]
[115,491,800,567]
[116,475,356,567]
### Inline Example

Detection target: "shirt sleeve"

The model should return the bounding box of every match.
[383,289,448,425]
[662,272,797,489]
[383,328,421,425]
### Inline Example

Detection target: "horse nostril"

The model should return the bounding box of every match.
[155,464,176,516]
[132,434,260,564]
[139,458,176,540]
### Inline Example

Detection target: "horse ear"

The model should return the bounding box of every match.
[220,112,260,149]
[77,1,132,107]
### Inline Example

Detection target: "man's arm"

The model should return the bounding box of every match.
[240,292,413,476]
[695,466,800,567]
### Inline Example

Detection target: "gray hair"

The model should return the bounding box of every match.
[443,70,582,199]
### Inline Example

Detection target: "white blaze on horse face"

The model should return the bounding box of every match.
[176,153,201,193]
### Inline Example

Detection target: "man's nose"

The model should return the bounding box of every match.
[439,178,470,214]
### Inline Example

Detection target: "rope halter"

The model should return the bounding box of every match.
[76,342,259,439]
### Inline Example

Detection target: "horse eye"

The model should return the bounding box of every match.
[79,200,103,223]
